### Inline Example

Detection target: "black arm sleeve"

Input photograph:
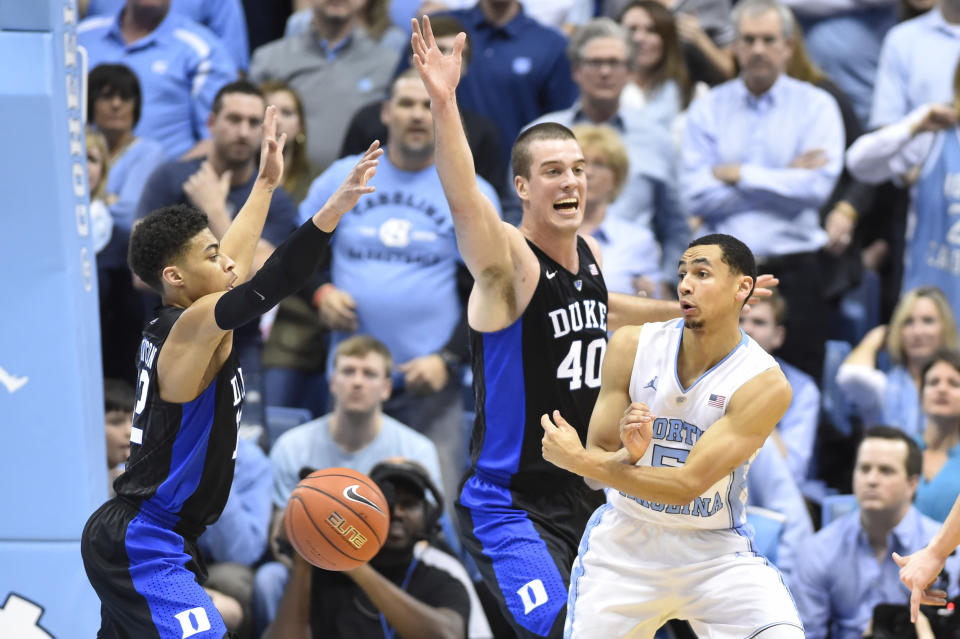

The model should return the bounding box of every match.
[214,220,331,331]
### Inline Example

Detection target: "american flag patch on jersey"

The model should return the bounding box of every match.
[708,394,726,408]
[588,263,599,276]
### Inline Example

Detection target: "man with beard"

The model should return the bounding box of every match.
[263,460,474,639]
[680,0,844,383]
[78,0,237,158]
[301,69,500,511]
[136,80,299,430]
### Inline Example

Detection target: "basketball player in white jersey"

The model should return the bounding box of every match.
[542,234,804,638]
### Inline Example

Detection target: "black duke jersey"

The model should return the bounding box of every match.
[468,236,608,491]
[113,306,245,537]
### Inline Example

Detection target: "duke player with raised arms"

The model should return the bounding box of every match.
[542,234,803,638]
[411,18,776,639]
[80,105,383,639]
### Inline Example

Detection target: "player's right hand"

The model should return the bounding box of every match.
[893,549,949,622]
[411,15,465,99]
[619,402,654,463]
[318,287,358,332]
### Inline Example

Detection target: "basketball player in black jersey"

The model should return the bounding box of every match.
[411,17,774,639]
[80,106,383,639]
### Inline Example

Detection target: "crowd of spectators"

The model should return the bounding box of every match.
[82,0,960,635]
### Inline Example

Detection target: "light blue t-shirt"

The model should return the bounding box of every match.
[78,11,237,158]
[268,413,443,509]
[915,438,960,523]
[85,0,250,70]
[903,128,960,326]
[300,152,500,366]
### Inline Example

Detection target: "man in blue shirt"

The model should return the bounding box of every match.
[680,0,844,382]
[440,0,579,163]
[871,0,960,129]
[300,70,500,512]
[136,80,299,431]
[792,426,960,639]
[783,0,897,128]
[78,0,237,158]
[529,17,688,297]
[83,0,250,71]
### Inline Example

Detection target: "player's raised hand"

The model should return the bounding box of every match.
[742,273,779,314]
[541,410,586,474]
[411,15,465,100]
[893,549,950,622]
[257,105,287,191]
[619,403,654,463]
[313,141,382,229]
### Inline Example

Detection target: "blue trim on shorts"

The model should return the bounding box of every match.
[461,476,568,636]
[124,513,225,638]
[565,503,611,639]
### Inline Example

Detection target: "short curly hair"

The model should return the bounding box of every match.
[129,204,210,293]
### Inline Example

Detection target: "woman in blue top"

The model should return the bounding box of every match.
[916,350,960,522]
[837,286,958,438]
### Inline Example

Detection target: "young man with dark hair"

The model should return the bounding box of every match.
[136,79,301,429]
[541,233,803,637]
[412,19,777,639]
[793,426,959,638]
[264,459,484,639]
[80,105,383,638]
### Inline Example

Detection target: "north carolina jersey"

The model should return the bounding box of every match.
[114,306,245,537]
[608,319,778,530]
[469,237,608,490]
[903,127,960,321]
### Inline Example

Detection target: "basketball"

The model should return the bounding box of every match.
[284,467,391,571]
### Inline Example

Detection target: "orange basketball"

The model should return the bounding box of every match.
[284,467,390,571]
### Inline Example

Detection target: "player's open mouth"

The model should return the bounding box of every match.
[553,197,579,213]
[680,301,696,314]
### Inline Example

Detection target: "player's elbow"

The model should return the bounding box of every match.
[673,473,709,505]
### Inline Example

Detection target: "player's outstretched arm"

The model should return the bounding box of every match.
[544,367,790,505]
[157,144,382,403]
[606,274,779,332]
[411,17,514,288]
[219,104,287,285]
[893,495,960,622]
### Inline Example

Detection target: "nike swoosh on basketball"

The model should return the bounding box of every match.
[343,485,384,514]
[546,270,557,279]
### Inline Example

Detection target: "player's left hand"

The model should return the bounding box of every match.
[893,549,950,622]
[742,273,779,314]
[541,410,586,474]
[399,354,448,395]
[257,104,287,191]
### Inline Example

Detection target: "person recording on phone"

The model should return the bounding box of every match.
[791,426,960,638]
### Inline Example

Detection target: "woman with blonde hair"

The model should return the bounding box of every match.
[85,127,114,255]
[573,124,665,297]
[838,286,960,438]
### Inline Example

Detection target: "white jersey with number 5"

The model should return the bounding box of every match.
[609,318,779,530]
